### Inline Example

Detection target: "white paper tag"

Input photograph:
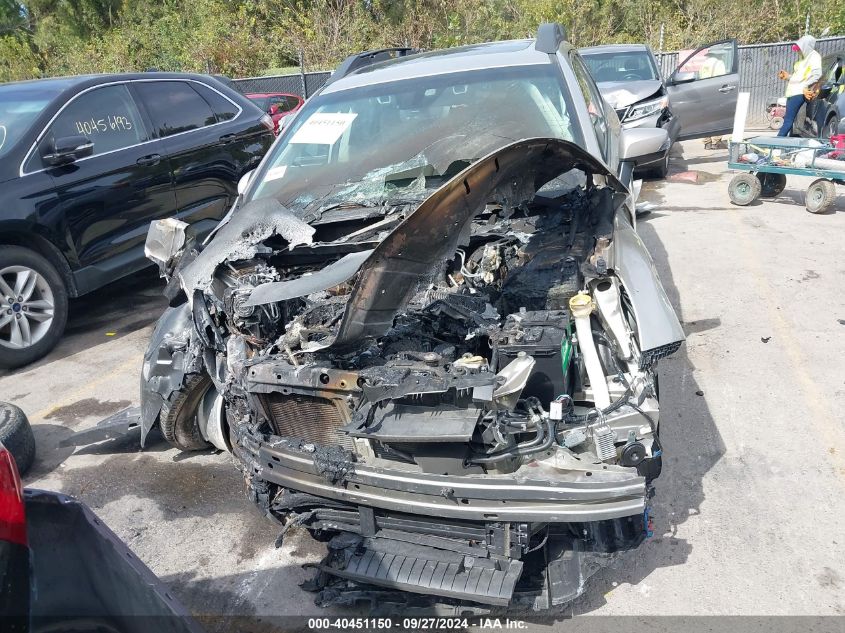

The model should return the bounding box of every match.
[289,113,357,145]
[265,165,287,181]
[550,400,564,421]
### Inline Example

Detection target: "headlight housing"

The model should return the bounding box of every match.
[625,96,669,122]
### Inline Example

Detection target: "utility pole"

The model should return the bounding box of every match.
[657,23,665,72]
[298,49,307,98]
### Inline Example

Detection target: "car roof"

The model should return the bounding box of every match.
[822,51,845,62]
[322,39,556,94]
[579,44,652,55]
[0,75,90,92]
[1,71,225,88]
[0,72,236,99]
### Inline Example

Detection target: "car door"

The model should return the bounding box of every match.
[131,79,259,238]
[275,95,303,115]
[807,55,844,137]
[831,56,845,135]
[665,40,739,139]
[266,95,286,128]
[24,83,175,280]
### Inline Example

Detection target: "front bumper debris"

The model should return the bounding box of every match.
[257,440,647,523]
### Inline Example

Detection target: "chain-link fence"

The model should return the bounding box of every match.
[233,71,330,98]
[657,36,845,126]
[234,36,845,127]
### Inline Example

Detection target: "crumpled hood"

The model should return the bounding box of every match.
[222,137,625,350]
[330,137,625,347]
[796,35,816,57]
[598,80,663,110]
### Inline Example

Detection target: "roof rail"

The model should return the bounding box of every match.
[325,47,419,86]
[535,23,567,54]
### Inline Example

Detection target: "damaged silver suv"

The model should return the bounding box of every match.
[139,24,684,612]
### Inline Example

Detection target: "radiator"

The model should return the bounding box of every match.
[262,392,353,450]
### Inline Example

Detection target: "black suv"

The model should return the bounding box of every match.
[0,73,274,368]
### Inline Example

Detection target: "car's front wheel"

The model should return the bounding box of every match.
[825,115,840,140]
[0,246,68,369]
[160,373,214,451]
[653,147,671,179]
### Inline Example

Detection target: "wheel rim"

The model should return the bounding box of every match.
[737,181,751,197]
[0,266,55,350]
[809,186,824,207]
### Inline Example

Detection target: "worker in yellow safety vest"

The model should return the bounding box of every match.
[776,35,822,137]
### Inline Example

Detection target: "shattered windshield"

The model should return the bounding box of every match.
[249,64,583,214]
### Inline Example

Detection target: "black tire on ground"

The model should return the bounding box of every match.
[0,246,69,369]
[0,402,36,476]
[805,179,837,214]
[756,172,787,197]
[728,173,762,206]
[160,373,212,451]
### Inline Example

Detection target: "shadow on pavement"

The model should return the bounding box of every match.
[571,207,727,613]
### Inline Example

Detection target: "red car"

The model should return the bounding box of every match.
[245,92,303,134]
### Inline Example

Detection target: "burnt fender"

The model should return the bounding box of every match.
[139,303,195,447]
[610,212,684,352]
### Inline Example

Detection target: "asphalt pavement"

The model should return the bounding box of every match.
[2,139,844,625]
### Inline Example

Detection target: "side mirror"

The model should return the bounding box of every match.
[670,71,697,85]
[620,128,670,164]
[237,169,254,196]
[43,135,93,166]
[145,217,189,276]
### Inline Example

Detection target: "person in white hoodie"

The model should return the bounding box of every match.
[776,35,823,137]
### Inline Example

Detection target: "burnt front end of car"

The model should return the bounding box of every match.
[143,138,683,611]
[232,296,660,608]
[237,360,653,609]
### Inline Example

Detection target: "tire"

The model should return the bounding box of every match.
[824,115,839,140]
[756,172,787,197]
[649,150,670,179]
[160,373,213,451]
[805,178,837,214]
[0,246,68,369]
[0,402,36,476]
[728,173,761,206]
[769,116,784,130]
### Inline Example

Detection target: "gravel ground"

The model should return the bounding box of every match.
[2,139,844,626]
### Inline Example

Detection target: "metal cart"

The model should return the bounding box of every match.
[727,136,845,213]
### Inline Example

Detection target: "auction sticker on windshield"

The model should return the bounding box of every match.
[290,112,357,145]
[265,165,287,181]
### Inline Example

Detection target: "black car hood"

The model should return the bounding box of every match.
[598,80,663,110]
